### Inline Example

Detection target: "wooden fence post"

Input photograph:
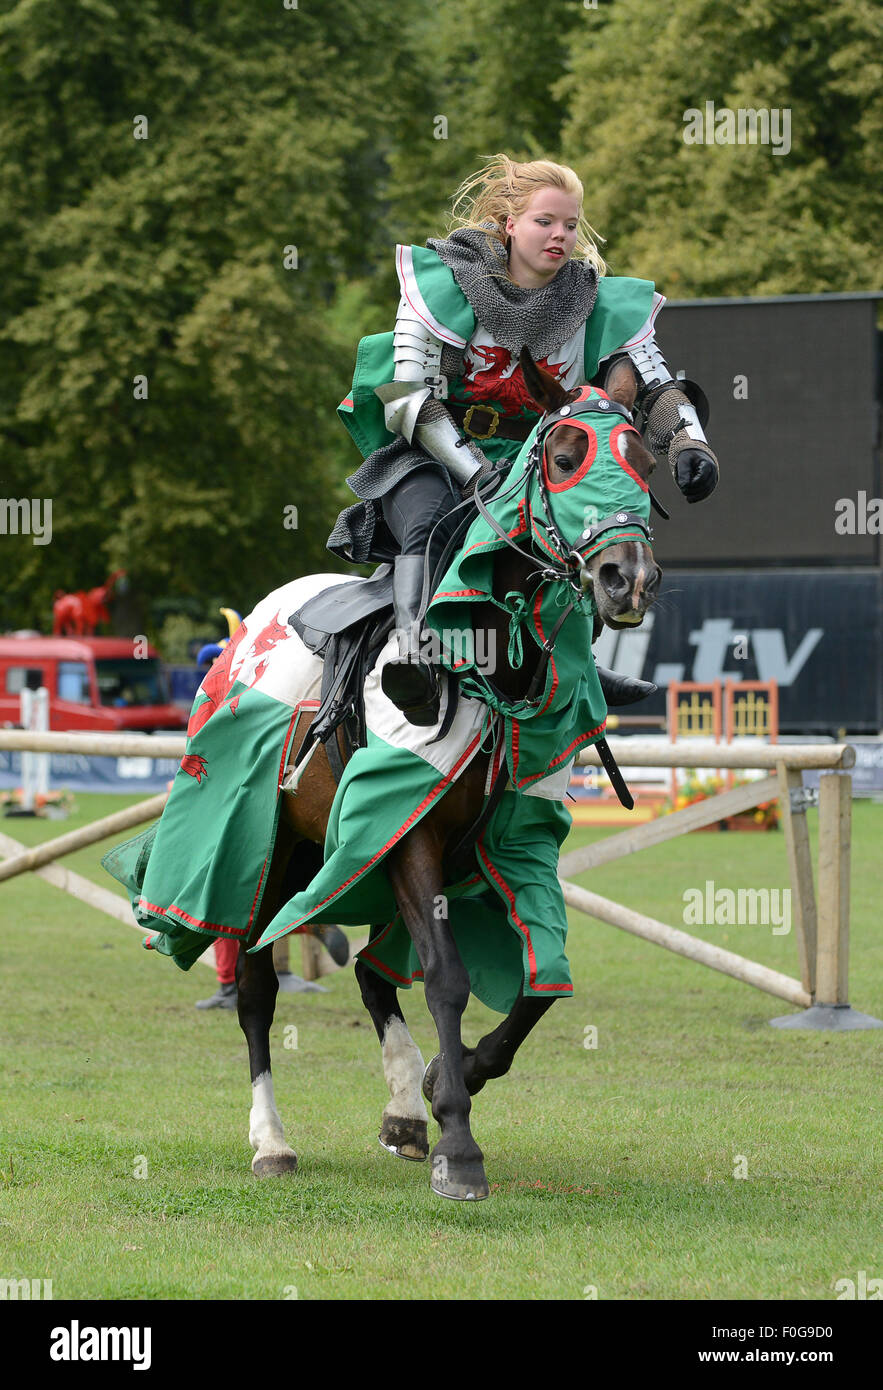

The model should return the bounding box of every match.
[776,762,818,996]
[815,772,851,1006]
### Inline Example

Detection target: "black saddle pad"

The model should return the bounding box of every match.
[289,564,393,653]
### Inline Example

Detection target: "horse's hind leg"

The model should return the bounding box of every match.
[237,831,305,1177]
[355,950,429,1162]
[424,996,557,1100]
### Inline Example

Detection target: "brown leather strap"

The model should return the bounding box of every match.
[447,401,535,443]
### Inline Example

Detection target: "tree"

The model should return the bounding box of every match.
[0,0,424,632]
[555,0,883,295]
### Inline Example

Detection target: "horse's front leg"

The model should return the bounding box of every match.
[386,832,488,1200]
[237,940,297,1176]
[355,949,429,1162]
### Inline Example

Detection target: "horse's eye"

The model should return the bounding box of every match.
[553,454,574,471]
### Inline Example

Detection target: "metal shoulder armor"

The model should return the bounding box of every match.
[374,296,482,485]
[373,294,443,442]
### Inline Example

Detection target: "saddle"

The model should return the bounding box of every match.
[288,494,483,784]
[288,564,397,784]
[288,560,511,884]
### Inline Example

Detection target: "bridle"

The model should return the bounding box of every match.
[455,395,656,807]
[471,395,654,601]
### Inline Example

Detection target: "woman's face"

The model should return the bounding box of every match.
[505,187,581,288]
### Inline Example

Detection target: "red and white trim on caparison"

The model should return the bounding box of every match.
[510,719,607,790]
[476,841,573,995]
[617,291,666,352]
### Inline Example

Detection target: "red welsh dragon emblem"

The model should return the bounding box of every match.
[458,345,568,414]
[180,753,208,782]
[185,612,291,747]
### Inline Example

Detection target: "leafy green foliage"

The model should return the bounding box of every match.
[0,0,420,631]
[0,0,878,639]
[557,0,883,293]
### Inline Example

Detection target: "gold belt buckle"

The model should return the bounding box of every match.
[463,404,500,440]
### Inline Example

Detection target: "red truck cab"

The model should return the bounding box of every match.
[0,635,188,733]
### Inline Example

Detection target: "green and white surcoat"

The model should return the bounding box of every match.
[337,242,658,467]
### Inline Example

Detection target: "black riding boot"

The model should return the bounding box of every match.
[380,554,440,726]
[595,663,657,706]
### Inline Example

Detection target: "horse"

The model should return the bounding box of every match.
[52,569,126,636]
[230,350,662,1200]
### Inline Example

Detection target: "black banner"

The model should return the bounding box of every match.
[596,569,883,733]
[651,294,881,567]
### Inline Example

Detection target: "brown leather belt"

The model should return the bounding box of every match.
[447,402,534,442]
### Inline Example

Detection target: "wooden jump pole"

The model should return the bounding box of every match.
[559,879,812,1008]
[0,731,855,770]
[558,773,780,878]
[577,739,854,770]
[0,731,186,758]
[776,761,818,995]
[0,827,217,969]
[0,794,168,883]
[816,772,851,1005]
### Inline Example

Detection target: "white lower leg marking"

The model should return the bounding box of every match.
[381,1016,429,1123]
[249,1070,295,1158]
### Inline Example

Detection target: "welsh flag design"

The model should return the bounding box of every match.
[101,579,329,971]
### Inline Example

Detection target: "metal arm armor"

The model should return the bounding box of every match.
[603,338,717,495]
[373,295,482,485]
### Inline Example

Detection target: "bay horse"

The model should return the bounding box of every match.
[238,352,661,1199]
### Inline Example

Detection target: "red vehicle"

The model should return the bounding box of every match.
[0,635,188,733]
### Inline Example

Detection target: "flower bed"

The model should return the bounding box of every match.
[1,787,76,818]
[657,771,779,830]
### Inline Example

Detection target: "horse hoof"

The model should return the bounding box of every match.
[379,1115,429,1162]
[430,1154,490,1201]
[252,1151,298,1178]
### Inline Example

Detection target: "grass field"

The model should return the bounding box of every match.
[1,792,882,1300]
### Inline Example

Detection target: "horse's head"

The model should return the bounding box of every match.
[519,350,662,632]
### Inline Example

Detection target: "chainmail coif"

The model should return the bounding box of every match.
[426,224,599,358]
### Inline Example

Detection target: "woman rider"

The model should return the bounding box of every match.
[330,154,719,725]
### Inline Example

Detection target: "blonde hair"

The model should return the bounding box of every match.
[447,152,607,278]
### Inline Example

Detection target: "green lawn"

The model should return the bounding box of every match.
[1,794,881,1300]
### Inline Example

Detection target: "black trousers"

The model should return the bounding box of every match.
[380,465,466,577]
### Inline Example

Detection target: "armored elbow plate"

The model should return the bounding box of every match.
[375,379,433,442]
[374,294,449,441]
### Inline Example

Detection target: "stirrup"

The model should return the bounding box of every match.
[381,656,441,727]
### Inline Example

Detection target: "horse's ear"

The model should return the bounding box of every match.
[604,357,640,414]
[519,348,575,414]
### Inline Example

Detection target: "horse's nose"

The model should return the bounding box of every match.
[599,559,661,609]
[598,561,630,603]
